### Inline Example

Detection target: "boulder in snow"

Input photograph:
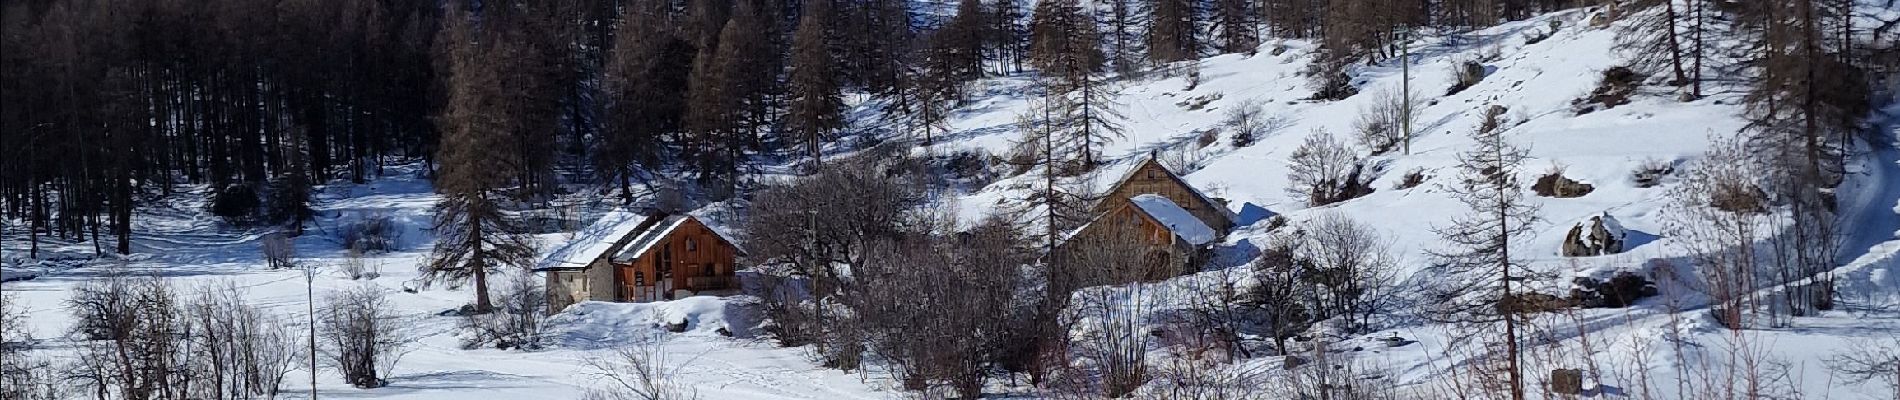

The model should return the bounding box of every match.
[1560,213,1626,257]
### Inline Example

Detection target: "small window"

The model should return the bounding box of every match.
[1146,168,1158,179]
[686,238,697,251]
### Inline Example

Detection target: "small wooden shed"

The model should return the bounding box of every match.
[535,211,743,314]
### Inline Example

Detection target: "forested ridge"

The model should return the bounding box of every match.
[1,0,1893,262]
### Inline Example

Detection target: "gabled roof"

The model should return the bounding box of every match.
[1128,194,1217,245]
[534,209,663,271]
[1059,194,1221,248]
[1099,156,1238,226]
[610,214,744,263]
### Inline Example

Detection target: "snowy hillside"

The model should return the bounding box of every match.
[3,4,1898,400]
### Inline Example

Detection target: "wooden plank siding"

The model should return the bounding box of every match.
[616,217,739,302]
[1092,158,1234,236]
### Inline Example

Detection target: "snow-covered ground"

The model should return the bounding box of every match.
[4,5,1899,399]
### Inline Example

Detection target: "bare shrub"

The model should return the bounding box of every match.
[1826,335,1900,398]
[262,232,297,269]
[183,280,299,398]
[460,272,549,350]
[1631,157,1674,188]
[335,212,401,253]
[1353,87,1419,155]
[64,270,192,399]
[317,285,412,388]
[1305,51,1358,101]
[1223,99,1268,147]
[1248,236,1311,356]
[1157,144,1213,174]
[1052,225,1166,398]
[1,291,62,400]
[1395,167,1427,189]
[1298,213,1401,334]
[340,247,382,280]
[1287,129,1373,206]
[583,331,702,400]
[1148,359,1268,399]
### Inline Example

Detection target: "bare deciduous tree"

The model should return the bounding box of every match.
[1287,129,1372,206]
[183,280,299,399]
[317,286,412,388]
[1298,213,1401,334]
[1353,87,1420,155]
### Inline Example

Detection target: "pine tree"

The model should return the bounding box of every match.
[786,0,846,164]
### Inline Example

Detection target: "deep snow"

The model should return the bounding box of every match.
[3,5,1899,399]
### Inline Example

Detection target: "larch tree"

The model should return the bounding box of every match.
[1427,105,1541,400]
[1145,0,1197,65]
[786,0,846,164]
[424,7,540,314]
[600,0,693,204]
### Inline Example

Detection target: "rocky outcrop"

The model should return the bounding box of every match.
[1534,170,1595,198]
[1561,213,1626,257]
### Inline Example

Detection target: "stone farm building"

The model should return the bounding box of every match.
[535,210,743,314]
[1057,156,1236,281]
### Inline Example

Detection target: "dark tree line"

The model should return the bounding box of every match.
[5,0,1887,270]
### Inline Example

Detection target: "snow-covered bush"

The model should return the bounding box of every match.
[261,232,296,269]
[1395,167,1427,189]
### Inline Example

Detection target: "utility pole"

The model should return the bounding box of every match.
[1400,25,1413,155]
[306,262,318,399]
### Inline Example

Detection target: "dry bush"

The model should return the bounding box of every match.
[341,247,382,280]
[261,232,297,269]
[1827,336,1900,398]
[1395,167,1427,190]
[1223,99,1268,147]
[1572,66,1643,115]
[317,285,413,388]
[335,212,401,253]
[1051,225,1167,398]
[1287,129,1374,206]
[64,270,191,399]
[461,272,549,350]
[183,280,299,399]
[1,291,62,400]
[1353,88,1419,155]
[1298,213,1401,334]
[1306,51,1359,101]
[1247,235,1311,356]
[1631,157,1675,188]
[583,331,702,400]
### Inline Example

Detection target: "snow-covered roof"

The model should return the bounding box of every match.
[535,209,656,271]
[610,215,744,263]
[1128,194,1218,245]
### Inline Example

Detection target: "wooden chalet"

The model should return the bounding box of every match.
[1056,157,1235,281]
[535,210,743,314]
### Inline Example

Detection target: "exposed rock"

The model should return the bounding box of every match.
[1570,271,1657,308]
[1561,213,1626,257]
[1571,66,1642,115]
[1533,170,1595,198]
